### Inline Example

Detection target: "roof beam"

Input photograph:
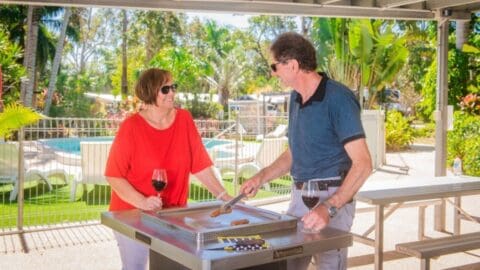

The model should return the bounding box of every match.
[428,0,480,10]
[376,0,425,8]
[0,0,436,20]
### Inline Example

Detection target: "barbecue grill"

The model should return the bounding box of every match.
[101,201,352,270]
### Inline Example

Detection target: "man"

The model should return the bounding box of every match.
[240,32,372,270]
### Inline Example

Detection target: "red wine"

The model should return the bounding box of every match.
[152,180,166,192]
[302,196,320,210]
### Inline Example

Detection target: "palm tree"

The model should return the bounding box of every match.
[205,49,246,107]
[21,5,41,107]
[0,103,42,138]
[43,7,72,114]
[311,18,408,109]
[121,9,128,97]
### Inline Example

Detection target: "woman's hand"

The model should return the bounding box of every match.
[138,196,163,211]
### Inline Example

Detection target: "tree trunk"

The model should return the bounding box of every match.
[80,8,93,73]
[121,10,128,96]
[44,8,72,115]
[219,86,229,108]
[21,6,41,107]
[146,28,153,65]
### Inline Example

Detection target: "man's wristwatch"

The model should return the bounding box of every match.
[322,201,338,218]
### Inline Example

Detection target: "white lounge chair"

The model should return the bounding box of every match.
[70,141,111,201]
[0,142,68,202]
[215,137,288,190]
[256,124,288,141]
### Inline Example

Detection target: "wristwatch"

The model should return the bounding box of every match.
[322,201,338,218]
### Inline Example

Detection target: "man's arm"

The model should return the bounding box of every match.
[240,148,293,197]
[302,138,372,230]
[328,137,372,208]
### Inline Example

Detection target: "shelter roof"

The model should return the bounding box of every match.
[4,0,479,20]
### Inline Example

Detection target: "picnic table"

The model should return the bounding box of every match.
[355,176,480,270]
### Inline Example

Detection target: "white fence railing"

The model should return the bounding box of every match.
[1,112,384,234]
[1,115,291,233]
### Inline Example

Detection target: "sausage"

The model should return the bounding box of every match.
[210,207,232,218]
[230,219,249,226]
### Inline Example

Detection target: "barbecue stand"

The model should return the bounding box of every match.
[101,201,352,270]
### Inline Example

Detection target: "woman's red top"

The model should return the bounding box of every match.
[105,109,212,211]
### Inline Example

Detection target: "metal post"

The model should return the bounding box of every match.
[233,115,240,195]
[17,128,25,231]
[433,14,450,230]
[434,14,449,177]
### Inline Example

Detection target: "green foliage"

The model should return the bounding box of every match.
[385,110,414,151]
[311,18,408,108]
[150,46,209,94]
[447,111,480,176]
[412,122,435,138]
[0,26,25,105]
[180,99,222,119]
[0,103,42,138]
[448,48,471,109]
[416,58,437,121]
[111,47,145,97]
[48,72,92,117]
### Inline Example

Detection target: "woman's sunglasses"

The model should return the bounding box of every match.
[160,84,177,95]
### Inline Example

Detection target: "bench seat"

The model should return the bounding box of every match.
[396,232,480,270]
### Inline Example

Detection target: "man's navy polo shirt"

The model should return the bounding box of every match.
[288,72,365,182]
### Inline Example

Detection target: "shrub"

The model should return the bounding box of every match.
[385,110,414,151]
[412,122,435,138]
[181,99,222,119]
[447,111,480,176]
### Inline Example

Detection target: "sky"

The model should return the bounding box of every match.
[186,12,252,29]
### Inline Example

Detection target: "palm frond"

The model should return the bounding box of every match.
[0,103,43,137]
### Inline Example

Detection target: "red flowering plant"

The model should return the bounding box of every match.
[459,93,480,116]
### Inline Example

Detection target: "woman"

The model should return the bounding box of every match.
[105,68,231,270]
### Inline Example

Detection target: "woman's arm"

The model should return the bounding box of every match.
[106,176,162,211]
[194,167,233,201]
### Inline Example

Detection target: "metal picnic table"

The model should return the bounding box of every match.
[355,176,480,270]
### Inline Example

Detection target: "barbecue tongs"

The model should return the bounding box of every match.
[210,192,246,217]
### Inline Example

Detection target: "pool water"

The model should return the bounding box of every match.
[41,137,232,158]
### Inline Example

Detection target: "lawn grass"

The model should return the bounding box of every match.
[0,176,291,229]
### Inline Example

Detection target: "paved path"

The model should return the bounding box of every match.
[2,144,480,269]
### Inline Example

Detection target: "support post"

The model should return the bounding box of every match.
[434,13,449,177]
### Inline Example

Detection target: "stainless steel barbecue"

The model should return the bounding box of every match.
[141,201,297,246]
[102,201,352,270]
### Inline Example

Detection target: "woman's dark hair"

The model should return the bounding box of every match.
[135,68,172,105]
[270,32,317,72]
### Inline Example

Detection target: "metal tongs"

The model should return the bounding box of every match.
[210,193,246,217]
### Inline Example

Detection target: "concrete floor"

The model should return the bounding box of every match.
[1,144,479,270]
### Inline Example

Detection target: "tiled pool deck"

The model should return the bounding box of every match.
[2,144,479,270]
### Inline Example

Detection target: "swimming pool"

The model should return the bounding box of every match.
[41,137,233,157]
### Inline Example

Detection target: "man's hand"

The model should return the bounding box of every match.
[240,174,263,198]
[301,204,330,231]
[138,196,163,211]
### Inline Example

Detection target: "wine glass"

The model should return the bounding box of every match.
[301,181,321,233]
[152,169,168,198]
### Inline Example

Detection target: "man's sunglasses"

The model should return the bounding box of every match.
[270,60,288,72]
[160,84,177,95]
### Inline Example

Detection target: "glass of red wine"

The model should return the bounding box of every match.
[152,169,168,198]
[301,181,321,233]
